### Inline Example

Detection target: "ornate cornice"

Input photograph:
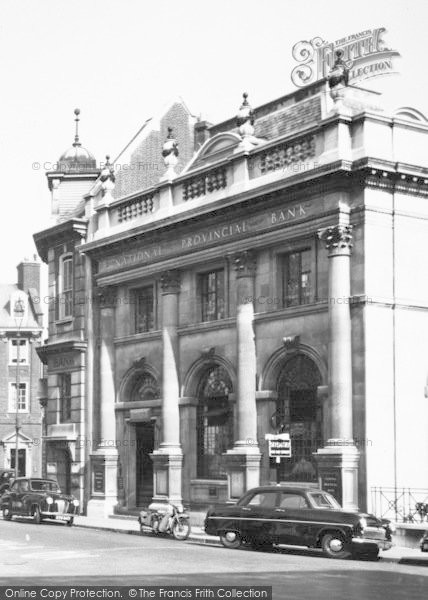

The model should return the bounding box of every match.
[233,250,257,278]
[160,270,181,294]
[318,224,353,256]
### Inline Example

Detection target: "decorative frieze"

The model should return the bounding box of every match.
[248,135,315,177]
[182,167,227,201]
[160,270,181,294]
[117,193,154,223]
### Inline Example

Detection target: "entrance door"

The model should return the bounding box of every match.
[11,449,26,477]
[136,423,155,506]
[276,355,322,482]
[56,450,71,494]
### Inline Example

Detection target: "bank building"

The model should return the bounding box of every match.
[34,64,428,519]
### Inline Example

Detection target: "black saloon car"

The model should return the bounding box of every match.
[1,478,79,526]
[205,485,393,559]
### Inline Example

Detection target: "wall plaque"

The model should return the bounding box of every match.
[320,469,342,504]
[93,464,105,495]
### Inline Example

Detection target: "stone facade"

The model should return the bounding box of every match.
[34,82,428,518]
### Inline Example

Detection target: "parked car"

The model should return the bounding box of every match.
[1,477,79,526]
[0,470,15,496]
[204,485,393,560]
[420,530,428,552]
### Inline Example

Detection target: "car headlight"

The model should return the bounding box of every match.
[72,499,79,507]
[46,496,53,505]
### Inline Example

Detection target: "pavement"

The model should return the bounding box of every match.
[72,513,428,566]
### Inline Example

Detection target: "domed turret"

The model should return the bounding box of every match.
[58,108,97,171]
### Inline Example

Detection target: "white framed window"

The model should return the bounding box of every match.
[58,253,73,319]
[9,382,28,413]
[9,338,28,365]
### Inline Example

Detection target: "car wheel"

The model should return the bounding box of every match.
[321,532,351,559]
[2,507,12,521]
[220,531,242,550]
[66,517,74,527]
[32,505,42,525]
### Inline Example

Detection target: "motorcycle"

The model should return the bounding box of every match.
[138,502,191,541]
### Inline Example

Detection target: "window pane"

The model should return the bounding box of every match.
[201,270,225,322]
[59,373,72,422]
[11,383,27,411]
[135,286,154,333]
[283,249,311,307]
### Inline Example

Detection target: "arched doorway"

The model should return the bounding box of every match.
[197,365,233,479]
[275,354,322,482]
[131,372,160,505]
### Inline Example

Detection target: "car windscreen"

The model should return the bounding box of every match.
[309,492,341,509]
[30,481,60,493]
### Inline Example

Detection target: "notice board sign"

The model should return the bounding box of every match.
[265,433,291,459]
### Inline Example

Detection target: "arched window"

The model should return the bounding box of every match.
[275,354,322,482]
[58,254,73,319]
[197,365,233,479]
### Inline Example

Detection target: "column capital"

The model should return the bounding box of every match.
[96,286,118,309]
[318,224,353,255]
[160,270,181,294]
[233,250,257,278]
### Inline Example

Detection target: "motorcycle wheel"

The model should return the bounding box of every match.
[172,517,190,540]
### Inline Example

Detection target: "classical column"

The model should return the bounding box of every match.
[223,251,261,499]
[150,270,183,506]
[87,286,118,518]
[314,223,359,510]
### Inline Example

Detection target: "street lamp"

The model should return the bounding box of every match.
[13,298,25,479]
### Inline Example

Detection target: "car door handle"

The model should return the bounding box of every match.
[241,507,251,511]
[275,509,286,513]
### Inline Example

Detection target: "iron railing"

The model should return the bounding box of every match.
[371,487,428,523]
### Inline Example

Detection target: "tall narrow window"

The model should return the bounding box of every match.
[200,270,225,322]
[282,249,311,307]
[59,255,73,319]
[59,373,72,422]
[135,286,155,333]
[9,383,28,412]
[9,339,28,365]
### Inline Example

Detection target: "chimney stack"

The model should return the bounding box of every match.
[17,255,40,294]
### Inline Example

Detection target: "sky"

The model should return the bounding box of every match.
[0,0,427,285]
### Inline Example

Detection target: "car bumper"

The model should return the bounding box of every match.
[351,537,393,551]
[41,512,74,520]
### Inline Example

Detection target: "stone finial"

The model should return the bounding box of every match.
[236,93,255,137]
[235,93,261,152]
[328,50,350,106]
[328,50,349,89]
[100,155,115,200]
[73,108,81,146]
[161,127,179,179]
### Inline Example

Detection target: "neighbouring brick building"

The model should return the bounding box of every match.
[35,69,428,520]
[0,259,43,477]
